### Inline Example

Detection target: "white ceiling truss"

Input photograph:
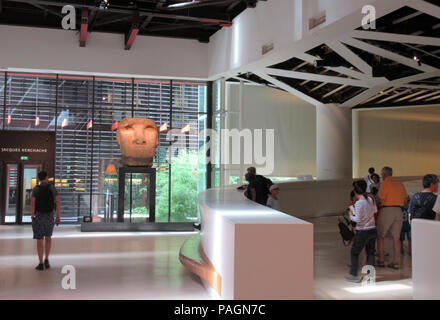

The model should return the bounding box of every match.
[228,0,440,109]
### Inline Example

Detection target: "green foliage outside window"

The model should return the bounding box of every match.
[141,150,201,222]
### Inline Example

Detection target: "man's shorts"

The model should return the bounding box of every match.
[32,213,55,240]
[377,206,403,238]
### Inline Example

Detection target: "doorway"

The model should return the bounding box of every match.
[2,162,43,224]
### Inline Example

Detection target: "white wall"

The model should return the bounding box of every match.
[0,25,208,80]
[0,0,388,81]
[207,0,298,77]
[356,105,440,177]
[225,83,316,178]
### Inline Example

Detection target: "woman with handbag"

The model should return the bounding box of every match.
[346,180,377,283]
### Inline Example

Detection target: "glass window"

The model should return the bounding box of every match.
[95,77,132,111]
[0,72,4,129]
[6,73,56,108]
[135,80,171,112]
[56,108,93,220]
[3,106,56,131]
[170,81,208,222]
[58,75,93,109]
[0,73,208,224]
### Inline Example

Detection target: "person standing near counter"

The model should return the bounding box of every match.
[346,180,377,282]
[245,173,267,206]
[247,167,273,204]
[377,166,408,270]
[408,174,438,221]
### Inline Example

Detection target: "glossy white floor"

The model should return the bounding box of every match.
[311,216,412,300]
[0,217,413,300]
[0,226,210,300]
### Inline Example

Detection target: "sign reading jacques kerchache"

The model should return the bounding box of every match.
[1,147,48,153]
[0,131,55,171]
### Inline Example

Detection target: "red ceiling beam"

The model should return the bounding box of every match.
[80,8,88,47]
[125,13,140,50]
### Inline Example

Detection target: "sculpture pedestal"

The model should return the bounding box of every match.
[117,166,156,223]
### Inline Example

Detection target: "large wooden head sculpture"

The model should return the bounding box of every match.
[116,118,159,167]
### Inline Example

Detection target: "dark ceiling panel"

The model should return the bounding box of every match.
[271,75,367,105]
[356,6,440,37]
[0,0,260,41]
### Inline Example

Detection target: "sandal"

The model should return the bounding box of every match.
[387,262,400,270]
[376,260,385,268]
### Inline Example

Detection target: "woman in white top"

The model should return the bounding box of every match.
[346,180,377,282]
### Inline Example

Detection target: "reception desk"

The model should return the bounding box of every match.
[412,219,440,300]
[180,187,313,300]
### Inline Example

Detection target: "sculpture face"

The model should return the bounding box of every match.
[116,118,159,166]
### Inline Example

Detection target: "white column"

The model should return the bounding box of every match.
[238,80,245,185]
[316,103,352,180]
[219,77,226,187]
[352,109,360,179]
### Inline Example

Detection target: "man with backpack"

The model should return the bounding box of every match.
[408,174,438,221]
[247,167,273,205]
[31,171,61,271]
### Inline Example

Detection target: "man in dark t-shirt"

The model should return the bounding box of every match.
[245,173,268,206]
[408,174,438,221]
[247,167,273,205]
[31,171,60,271]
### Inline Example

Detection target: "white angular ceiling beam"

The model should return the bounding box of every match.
[341,37,438,73]
[350,30,440,47]
[403,84,440,90]
[340,86,388,107]
[253,71,321,106]
[264,68,368,87]
[326,39,372,75]
[406,0,440,19]
[388,70,440,86]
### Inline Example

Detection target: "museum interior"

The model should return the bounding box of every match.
[0,0,439,300]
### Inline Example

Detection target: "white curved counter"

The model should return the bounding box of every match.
[198,187,314,300]
[412,219,440,299]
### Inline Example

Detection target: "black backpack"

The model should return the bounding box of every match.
[35,184,55,213]
[256,175,273,195]
[338,212,355,246]
[412,193,437,220]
